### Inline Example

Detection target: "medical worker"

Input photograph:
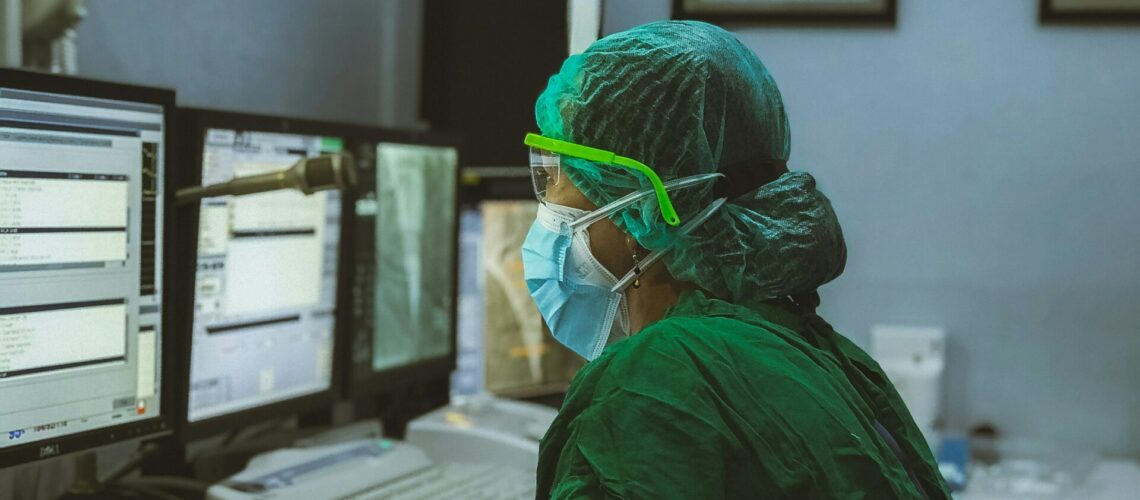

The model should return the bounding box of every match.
[521,21,950,499]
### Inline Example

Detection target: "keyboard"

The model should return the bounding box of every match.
[206,434,540,500]
[346,462,536,499]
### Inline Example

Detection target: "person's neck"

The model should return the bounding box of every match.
[626,261,694,333]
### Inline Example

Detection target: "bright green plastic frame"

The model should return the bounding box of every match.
[524,133,681,226]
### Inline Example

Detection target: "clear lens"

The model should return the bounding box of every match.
[529,147,561,202]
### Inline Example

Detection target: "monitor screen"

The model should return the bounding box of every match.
[351,142,458,380]
[450,206,485,396]
[451,201,583,398]
[0,86,166,450]
[186,129,342,423]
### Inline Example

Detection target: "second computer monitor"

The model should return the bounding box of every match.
[177,110,356,438]
[347,133,460,395]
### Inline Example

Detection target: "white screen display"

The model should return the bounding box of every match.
[186,129,341,423]
[0,87,165,448]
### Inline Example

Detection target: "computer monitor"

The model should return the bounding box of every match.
[174,109,363,439]
[0,69,174,467]
[452,199,583,399]
[344,132,461,397]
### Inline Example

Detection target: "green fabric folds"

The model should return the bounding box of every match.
[537,291,952,499]
[535,20,846,307]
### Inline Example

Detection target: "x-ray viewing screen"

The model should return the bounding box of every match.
[367,143,457,372]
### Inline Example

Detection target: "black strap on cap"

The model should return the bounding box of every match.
[712,159,789,201]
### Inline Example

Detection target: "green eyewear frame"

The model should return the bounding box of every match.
[524,133,681,226]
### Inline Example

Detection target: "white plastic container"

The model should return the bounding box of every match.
[871,324,946,448]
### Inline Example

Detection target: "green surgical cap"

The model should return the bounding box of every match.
[535,21,846,305]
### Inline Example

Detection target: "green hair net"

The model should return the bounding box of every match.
[535,21,846,306]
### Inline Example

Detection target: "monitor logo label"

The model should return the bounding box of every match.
[39,443,60,458]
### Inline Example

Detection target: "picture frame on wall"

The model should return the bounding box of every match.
[673,0,897,24]
[1040,0,1140,22]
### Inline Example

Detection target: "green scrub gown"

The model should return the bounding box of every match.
[537,291,951,499]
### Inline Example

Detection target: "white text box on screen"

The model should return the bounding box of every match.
[0,231,127,267]
[0,176,127,228]
[0,301,126,377]
[223,236,324,316]
[229,189,324,233]
[0,130,139,178]
[136,328,155,399]
[197,204,230,256]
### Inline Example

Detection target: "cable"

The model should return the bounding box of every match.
[219,416,293,447]
[118,476,210,497]
[106,483,181,500]
[219,425,245,447]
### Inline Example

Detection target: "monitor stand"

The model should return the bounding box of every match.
[57,452,101,498]
[58,441,198,499]
[57,452,141,500]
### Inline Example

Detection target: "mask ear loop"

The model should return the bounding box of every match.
[610,198,727,293]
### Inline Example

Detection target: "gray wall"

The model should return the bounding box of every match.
[76,0,422,127]
[606,0,1140,457]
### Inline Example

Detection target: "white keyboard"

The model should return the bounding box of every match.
[207,439,536,500]
[405,397,557,472]
[346,462,535,500]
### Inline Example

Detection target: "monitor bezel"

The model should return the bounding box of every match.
[340,129,463,400]
[171,108,374,442]
[0,68,176,468]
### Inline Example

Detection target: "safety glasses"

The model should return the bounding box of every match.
[524,133,681,226]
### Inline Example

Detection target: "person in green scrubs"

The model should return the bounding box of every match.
[519,21,950,499]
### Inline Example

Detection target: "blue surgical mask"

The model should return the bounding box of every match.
[521,174,727,361]
[521,202,629,360]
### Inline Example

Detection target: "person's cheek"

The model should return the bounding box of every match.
[587,220,635,278]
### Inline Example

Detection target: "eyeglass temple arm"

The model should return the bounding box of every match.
[611,156,679,226]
